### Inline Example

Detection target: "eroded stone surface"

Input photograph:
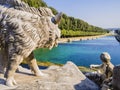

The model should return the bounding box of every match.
[0,62,99,90]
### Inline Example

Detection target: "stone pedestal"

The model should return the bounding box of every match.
[0,61,99,90]
[113,65,120,90]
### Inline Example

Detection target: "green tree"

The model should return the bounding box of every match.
[22,0,47,8]
[22,0,109,37]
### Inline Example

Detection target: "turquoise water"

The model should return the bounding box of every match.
[34,36,120,67]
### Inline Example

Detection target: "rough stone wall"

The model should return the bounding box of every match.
[113,65,120,90]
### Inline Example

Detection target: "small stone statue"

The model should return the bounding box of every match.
[90,52,114,80]
[87,52,114,90]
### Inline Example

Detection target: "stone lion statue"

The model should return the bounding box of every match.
[0,0,62,86]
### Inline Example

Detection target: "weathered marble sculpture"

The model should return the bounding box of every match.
[0,0,62,86]
[90,52,114,79]
[114,30,120,43]
[89,52,114,90]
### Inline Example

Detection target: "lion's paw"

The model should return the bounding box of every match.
[35,71,48,77]
[6,77,17,87]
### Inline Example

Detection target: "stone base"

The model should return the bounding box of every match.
[0,61,99,90]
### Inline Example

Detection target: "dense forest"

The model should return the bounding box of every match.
[22,0,109,37]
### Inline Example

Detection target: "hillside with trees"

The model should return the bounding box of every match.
[22,0,109,37]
